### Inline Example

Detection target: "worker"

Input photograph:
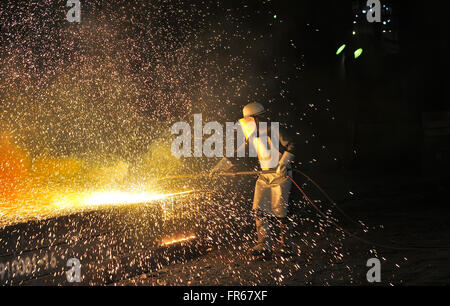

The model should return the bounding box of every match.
[210,102,296,258]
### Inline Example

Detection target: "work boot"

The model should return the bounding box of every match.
[251,243,273,259]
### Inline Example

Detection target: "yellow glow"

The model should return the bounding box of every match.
[0,189,196,227]
[83,190,194,206]
[238,117,257,140]
[51,190,195,211]
[161,234,197,246]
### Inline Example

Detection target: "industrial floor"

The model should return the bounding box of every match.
[115,172,450,286]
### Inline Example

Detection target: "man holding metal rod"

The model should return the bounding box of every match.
[210,102,296,259]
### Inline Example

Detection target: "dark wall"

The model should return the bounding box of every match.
[274,0,450,176]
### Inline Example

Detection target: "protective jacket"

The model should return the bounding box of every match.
[238,117,296,218]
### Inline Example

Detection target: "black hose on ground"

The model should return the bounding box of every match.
[288,172,450,250]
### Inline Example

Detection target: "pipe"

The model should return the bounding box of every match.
[158,170,276,181]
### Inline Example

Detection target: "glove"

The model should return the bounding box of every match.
[276,163,288,176]
[210,157,233,177]
[276,151,295,177]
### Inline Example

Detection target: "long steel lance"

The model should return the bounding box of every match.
[157,170,276,181]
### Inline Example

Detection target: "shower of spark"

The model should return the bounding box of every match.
[0,0,393,286]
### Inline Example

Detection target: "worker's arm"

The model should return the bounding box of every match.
[210,126,248,176]
[277,127,296,176]
[279,127,296,154]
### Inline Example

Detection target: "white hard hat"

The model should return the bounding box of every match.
[243,102,266,118]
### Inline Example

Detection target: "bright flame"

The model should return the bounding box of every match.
[83,190,194,206]
[51,189,196,212]
[161,234,197,246]
[0,189,196,227]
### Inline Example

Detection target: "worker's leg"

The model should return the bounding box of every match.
[251,177,273,256]
[251,209,273,256]
[270,172,295,255]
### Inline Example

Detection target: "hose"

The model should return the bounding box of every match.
[158,169,450,250]
[287,174,450,250]
[293,169,363,227]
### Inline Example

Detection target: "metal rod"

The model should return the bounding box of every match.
[217,170,276,176]
[157,170,275,181]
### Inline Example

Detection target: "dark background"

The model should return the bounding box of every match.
[261,0,450,178]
